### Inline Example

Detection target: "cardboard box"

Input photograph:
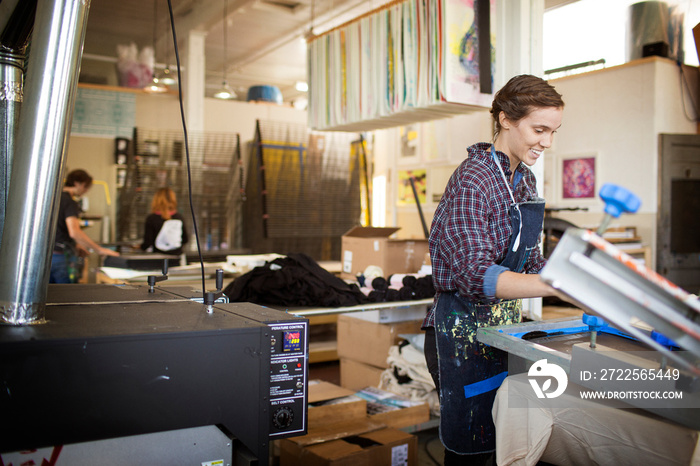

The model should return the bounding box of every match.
[337,314,424,368]
[356,386,431,430]
[308,380,367,426]
[370,403,430,430]
[279,418,417,466]
[340,227,429,280]
[340,358,385,391]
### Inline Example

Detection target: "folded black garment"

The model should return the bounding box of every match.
[223,252,370,308]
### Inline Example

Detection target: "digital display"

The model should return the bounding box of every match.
[283,331,301,352]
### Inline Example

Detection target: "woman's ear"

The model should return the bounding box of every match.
[499,111,510,130]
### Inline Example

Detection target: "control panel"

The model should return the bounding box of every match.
[268,321,308,438]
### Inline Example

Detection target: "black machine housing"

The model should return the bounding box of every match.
[0,284,309,465]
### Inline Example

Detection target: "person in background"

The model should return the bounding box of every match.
[50,169,120,284]
[422,75,565,465]
[140,187,189,255]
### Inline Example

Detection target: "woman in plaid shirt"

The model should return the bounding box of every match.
[423,75,565,465]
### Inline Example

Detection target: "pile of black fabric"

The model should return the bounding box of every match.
[224,253,370,308]
[365,274,435,303]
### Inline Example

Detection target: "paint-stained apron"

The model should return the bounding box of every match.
[435,147,546,455]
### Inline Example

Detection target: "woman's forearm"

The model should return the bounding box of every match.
[494,271,557,300]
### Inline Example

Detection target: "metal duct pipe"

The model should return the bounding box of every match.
[0,51,24,248]
[0,0,91,325]
[0,0,35,251]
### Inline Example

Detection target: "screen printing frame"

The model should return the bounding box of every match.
[477,228,700,430]
[541,228,700,376]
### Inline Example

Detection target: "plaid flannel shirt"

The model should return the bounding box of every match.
[423,142,547,328]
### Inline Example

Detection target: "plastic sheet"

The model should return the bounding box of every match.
[116,43,154,88]
[627,1,684,62]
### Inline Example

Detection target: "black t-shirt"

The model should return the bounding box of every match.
[54,191,81,252]
[140,212,189,255]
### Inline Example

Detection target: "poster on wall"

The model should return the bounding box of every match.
[71,88,135,138]
[561,156,596,199]
[442,0,495,107]
[398,169,427,205]
[399,124,420,163]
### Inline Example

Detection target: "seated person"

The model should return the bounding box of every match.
[140,187,189,255]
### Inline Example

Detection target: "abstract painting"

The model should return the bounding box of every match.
[562,156,596,199]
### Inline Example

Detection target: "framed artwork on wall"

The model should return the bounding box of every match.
[398,125,421,165]
[398,169,427,206]
[561,155,596,199]
[550,153,599,207]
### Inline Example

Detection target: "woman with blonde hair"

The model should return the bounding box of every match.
[140,187,189,255]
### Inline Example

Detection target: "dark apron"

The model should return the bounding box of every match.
[435,149,545,455]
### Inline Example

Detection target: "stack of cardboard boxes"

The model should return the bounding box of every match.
[277,227,433,465]
[279,381,421,466]
[337,313,425,390]
[338,226,431,391]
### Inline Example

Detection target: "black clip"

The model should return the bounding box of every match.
[204,269,225,313]
[147,259,169,293]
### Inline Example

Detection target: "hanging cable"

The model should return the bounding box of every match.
[214,0,235,99]
[166,0,207,295]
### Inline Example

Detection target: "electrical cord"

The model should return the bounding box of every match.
[166,0,206,295]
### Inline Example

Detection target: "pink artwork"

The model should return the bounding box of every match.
[562,157,595,199]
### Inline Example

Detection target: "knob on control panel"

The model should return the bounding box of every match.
[273,406,294,429]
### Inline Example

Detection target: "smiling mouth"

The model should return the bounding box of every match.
[531,148,543,157]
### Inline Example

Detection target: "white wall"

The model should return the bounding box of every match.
[133,93,307,136]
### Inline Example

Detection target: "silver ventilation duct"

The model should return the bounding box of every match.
[0,0,91,325]
[0,50,24,247]
[0,0,35,249]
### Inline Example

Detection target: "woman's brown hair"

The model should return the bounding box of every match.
[490,74,564,139]
[64,169,93,188]
[150,187,177,220]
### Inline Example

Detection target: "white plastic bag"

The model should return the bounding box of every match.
[155,219,183,252]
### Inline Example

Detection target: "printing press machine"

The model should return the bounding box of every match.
[0,283,309,465]
[477,226,700,434]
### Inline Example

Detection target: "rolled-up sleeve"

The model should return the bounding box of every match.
[434,173,508,302]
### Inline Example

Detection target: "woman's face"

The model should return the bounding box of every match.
[74,182,91,197]
[497,106,563,170]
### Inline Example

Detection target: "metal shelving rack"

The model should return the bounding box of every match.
[116,128,243,253]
